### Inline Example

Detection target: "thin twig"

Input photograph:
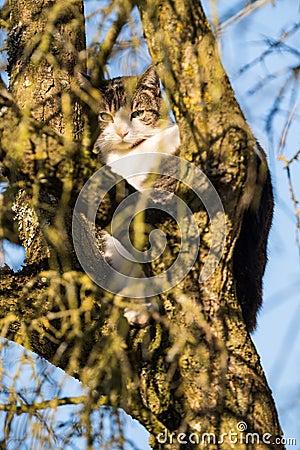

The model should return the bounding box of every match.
[217,0,275,32]
[278,100,300,155]
[0,395,108,414]
[89,0,134,83]
[237,22,300,77]
[278,154,300,256]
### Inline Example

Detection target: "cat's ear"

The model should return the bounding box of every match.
[139,66,160,94]
[77,72,93,92]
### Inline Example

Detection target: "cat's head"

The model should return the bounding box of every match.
[79,66,172,157]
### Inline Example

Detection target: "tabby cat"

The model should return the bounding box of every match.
[79,66,179,325]
[79,66,273,331]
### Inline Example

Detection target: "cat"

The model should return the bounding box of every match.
[79,66,179,325]
[79,66,273,332]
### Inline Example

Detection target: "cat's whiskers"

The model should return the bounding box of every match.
[96,123,177,157]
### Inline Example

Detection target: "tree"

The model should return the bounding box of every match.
[0,0,285,448]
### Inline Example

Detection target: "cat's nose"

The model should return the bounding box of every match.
[117,129,129,139]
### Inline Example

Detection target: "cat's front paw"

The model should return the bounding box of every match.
[98,230,159,326]
[124,298,159,327]
[98,230,145,278]
[124,308,150,327]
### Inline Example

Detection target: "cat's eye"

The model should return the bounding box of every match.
[99,112,114,122]
[131,110,144,119]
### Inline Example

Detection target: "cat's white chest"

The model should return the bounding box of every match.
[105,124,180,190]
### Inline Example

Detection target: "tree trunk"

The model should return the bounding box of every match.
[0,0,283,448]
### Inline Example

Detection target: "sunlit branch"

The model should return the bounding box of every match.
[0,395,108,414]
[89,0,134,83]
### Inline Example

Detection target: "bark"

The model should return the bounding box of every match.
[0,1,283,449]
[0,0,96,362]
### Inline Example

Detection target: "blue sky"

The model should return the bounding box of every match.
[214,1,300,444]
[1,0,300,448]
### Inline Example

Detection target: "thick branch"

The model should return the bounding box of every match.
[124,1,281,447]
